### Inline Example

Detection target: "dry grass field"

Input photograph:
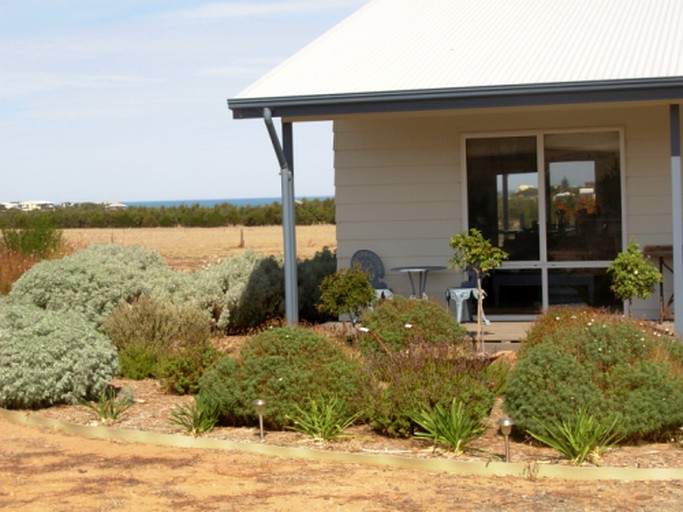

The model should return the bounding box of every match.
[62,225,337,270]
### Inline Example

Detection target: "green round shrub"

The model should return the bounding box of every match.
[199,327,365,428]
[505,309,683,441]
[359,296,469,356]
[0,303,118,408]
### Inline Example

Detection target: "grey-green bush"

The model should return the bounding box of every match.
[0,303,118,408]
[9,244,173,326]
[199,327,365,428]
[505,309,683,441]
[196,251,285,334]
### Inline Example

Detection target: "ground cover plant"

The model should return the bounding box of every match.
[505,307,683,442]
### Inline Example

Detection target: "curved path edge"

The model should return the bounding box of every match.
[3,408,683,482]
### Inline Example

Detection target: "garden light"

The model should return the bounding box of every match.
[498,417,514,462]
[358,327,392,356]
[251,399,267,441]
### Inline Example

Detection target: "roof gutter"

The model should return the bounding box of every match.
[229,76,683,120]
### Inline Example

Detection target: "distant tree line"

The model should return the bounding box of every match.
[0,198,335,229]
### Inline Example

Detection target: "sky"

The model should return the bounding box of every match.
[0,0,368,204]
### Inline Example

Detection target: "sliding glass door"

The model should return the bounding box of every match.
[466,131,623,316]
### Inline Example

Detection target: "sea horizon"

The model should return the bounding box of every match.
[120,195,333,208]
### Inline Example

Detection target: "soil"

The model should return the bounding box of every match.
[3,379,683,511]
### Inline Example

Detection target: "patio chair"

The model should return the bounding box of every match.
[445,271,490,324]
[350,249,393,299]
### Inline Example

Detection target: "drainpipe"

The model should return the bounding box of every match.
[671,104,682,336]
[263,108,299,325]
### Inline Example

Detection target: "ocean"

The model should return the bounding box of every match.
[124,196,332,208]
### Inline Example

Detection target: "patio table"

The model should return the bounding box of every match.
[390,266,446,299]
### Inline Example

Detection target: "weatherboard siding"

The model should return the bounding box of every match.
[333,102,678,314]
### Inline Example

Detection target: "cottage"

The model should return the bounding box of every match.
[228,0,683,332]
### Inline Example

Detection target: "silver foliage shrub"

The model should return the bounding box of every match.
[9,244,181,326]
[0,303,118,409]
[197,251,285,334]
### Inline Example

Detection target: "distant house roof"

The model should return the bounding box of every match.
[229,0,683,119]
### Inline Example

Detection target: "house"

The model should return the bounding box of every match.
[228,0,683,332]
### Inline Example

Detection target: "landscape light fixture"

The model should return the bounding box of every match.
[498,417,514,462]
[358,327,392,356]
[251,399,267,441]
[404,323,425,342]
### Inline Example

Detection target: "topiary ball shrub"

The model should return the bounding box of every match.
[199,327,366,428]
[362,341,498,438]
[358,296,469,356]
[505,308,683,441]
[9,244,171,326]
[0,303,118,409]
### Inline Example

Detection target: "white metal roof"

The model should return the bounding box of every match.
[230,0,683,117]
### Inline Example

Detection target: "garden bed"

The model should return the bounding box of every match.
[29,378,683,470]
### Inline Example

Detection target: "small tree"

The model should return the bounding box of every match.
[449,229,508,351]
[607,241,662,317]
[317,264,375,326]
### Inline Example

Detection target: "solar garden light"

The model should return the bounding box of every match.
[251,399,267,441]
[498,417,514,462]
[404,323,425,342]
[358,326,392,356]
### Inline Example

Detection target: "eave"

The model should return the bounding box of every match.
[228,76,683,120]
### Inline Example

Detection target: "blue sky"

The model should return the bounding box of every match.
[0,0,367,203]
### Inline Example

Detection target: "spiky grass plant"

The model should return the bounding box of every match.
[527,409,622,465]
[82,386,133,426]
[287,396,360,441]
[169,395,220,436]
[411,399,487,454]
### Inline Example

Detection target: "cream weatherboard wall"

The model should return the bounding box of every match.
[333,101,679,318]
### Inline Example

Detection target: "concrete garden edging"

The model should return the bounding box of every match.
[3,408,683,481]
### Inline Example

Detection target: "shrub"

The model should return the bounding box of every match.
[0,303,118,409]
[100,295,213,386]
[505,309,683,441]
[317,263,375,325]
[158,343,222,395]
[362,341,495,438]
[297,247,338,323]
[10,244,170,326]
[607,241,661,316]
[1,216,63,258]
[196,251,285,334]
[199,327,365,429]
[358,296,469,356]
[0,249,38,295]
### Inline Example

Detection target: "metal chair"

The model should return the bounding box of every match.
[350,249,393,299]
